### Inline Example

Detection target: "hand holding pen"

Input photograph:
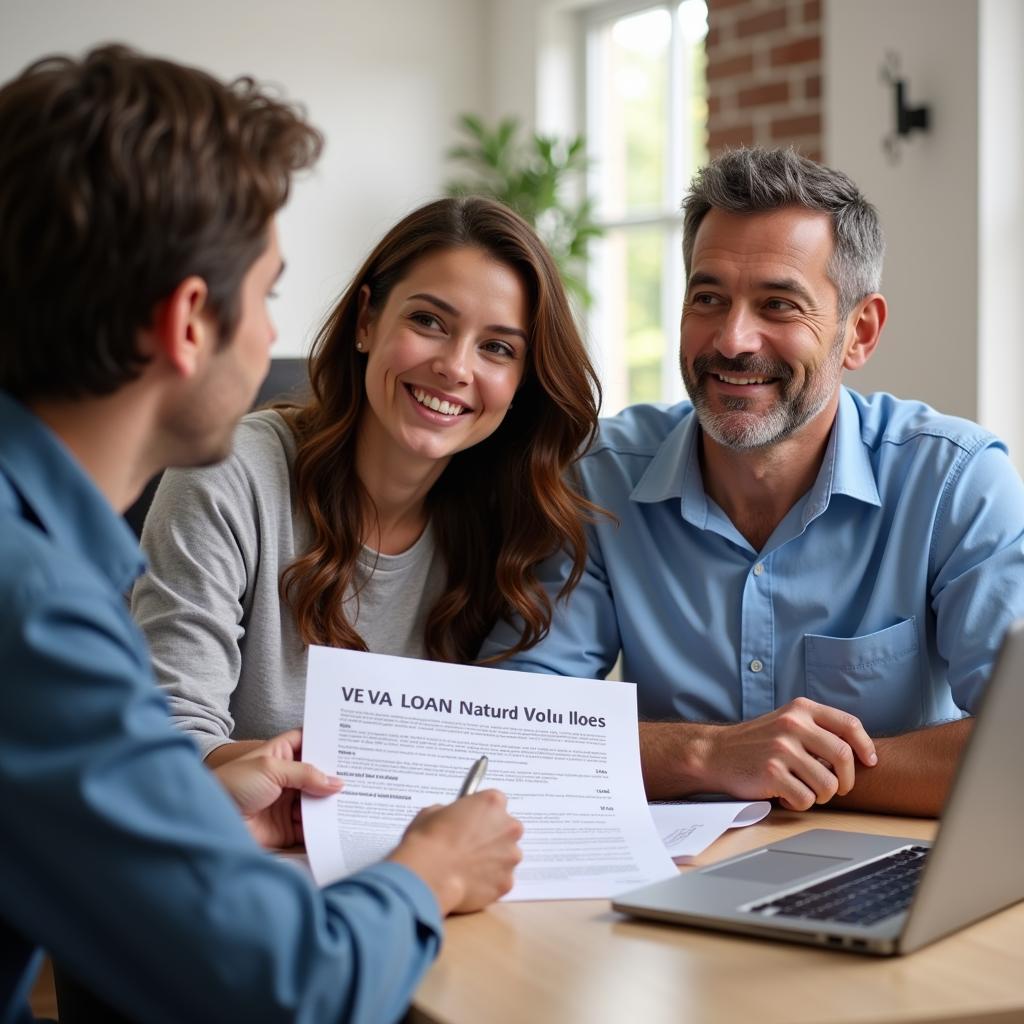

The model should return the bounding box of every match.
[390,752,523,914]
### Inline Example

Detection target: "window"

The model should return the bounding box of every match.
[584,0,708,413]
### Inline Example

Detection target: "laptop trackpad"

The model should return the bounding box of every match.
[705,850,851,885]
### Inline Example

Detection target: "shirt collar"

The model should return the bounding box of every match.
[629,406,714,527]
[629,387,881,524]
[631,408,699,504]
[802,387,881,523]
[0,391,146,592]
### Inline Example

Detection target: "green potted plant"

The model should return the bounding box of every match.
[446,114,602,307]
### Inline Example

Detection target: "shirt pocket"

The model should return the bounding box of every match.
[804,617,921,735]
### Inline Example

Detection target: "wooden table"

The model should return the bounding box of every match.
[408,809,1024,1024]
[29,809,1023,1022]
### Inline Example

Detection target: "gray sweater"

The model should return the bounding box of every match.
[132,410,445,759]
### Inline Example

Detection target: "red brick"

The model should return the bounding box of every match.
[737,81,790,108]
[805,73,822,99]
[708,124,756,152]
[707,95,722,117]
[804,149,824,163]
[770,36,821,66]
[770,113,822,138]
[705,26,721,49]
[707,0,751,9]
[803,0,822,22]
[736,7,787,38]
[707,54,754,81]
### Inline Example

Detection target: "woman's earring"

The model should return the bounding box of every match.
[356,341,365,352]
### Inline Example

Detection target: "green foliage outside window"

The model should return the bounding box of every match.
[613,15,707,406]
[445,114,603,307]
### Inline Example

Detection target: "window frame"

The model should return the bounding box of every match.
[581,0,706,412]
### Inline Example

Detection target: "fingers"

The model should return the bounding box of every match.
[236,729,303,764]
[452,790,523,857]
[706,700,877,810]
[809,702,877,768]
[768,759,828,809]
[269,759,343,798]
[458,788,508,813]
[272,728,304,758]
[476,789,523,843]
[391,787,523,915]
[406,803,444,830]
[770,700,874,800]
[769,706,853,799]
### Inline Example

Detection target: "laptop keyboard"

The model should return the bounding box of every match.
[747,845,930,926]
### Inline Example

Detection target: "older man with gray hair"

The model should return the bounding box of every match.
[484,147,1024,817]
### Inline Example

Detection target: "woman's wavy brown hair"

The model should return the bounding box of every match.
[280,195,603,663]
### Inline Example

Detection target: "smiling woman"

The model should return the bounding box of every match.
[130,196,604,766]
[356,246,529,481]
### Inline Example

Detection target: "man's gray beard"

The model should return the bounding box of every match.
[682,333,845,451]
[696,394,804,450]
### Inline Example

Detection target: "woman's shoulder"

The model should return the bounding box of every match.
[232,408,298,468]
[154,409,296,517]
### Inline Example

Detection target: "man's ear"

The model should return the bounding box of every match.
[151,276,212,379]
[843,293,887,371]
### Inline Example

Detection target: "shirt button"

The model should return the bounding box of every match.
[753,563,765,576]
[750,659,764,673]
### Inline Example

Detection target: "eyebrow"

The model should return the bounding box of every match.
[760,277,815,307]
[272,261,286,284]
[687,272,815,307]
[686,271,722,290]
[406,292,528,342]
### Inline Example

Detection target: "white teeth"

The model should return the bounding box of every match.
[718,374,770,385]
[411,387,463,416]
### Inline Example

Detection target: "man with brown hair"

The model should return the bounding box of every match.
[0,45,521,1023]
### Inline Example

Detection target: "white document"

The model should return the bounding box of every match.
[649,800,771,862]
[301,646,678,901]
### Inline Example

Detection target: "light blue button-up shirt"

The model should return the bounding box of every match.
[0,391,442,1024]
[484,389,1024,735]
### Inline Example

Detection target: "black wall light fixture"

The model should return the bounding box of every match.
[881,51,932,162]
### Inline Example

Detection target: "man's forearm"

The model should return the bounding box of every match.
[830,718,973,817]
[639,720,719,800]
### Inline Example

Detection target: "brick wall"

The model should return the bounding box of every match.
[705,0,823,160]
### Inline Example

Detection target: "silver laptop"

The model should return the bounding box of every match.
[613,619,1024,955]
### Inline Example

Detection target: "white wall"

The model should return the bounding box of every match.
[825,0,979,418]
[486,0,544,130]
[486,0,596,137]
[825,0,1024,468]
[0,0,489,356]
[978,0,1024,467]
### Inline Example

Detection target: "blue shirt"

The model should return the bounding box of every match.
[0,392,442,1024]
[484,389,1024,734]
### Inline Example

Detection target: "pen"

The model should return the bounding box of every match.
[457,755,488,798]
